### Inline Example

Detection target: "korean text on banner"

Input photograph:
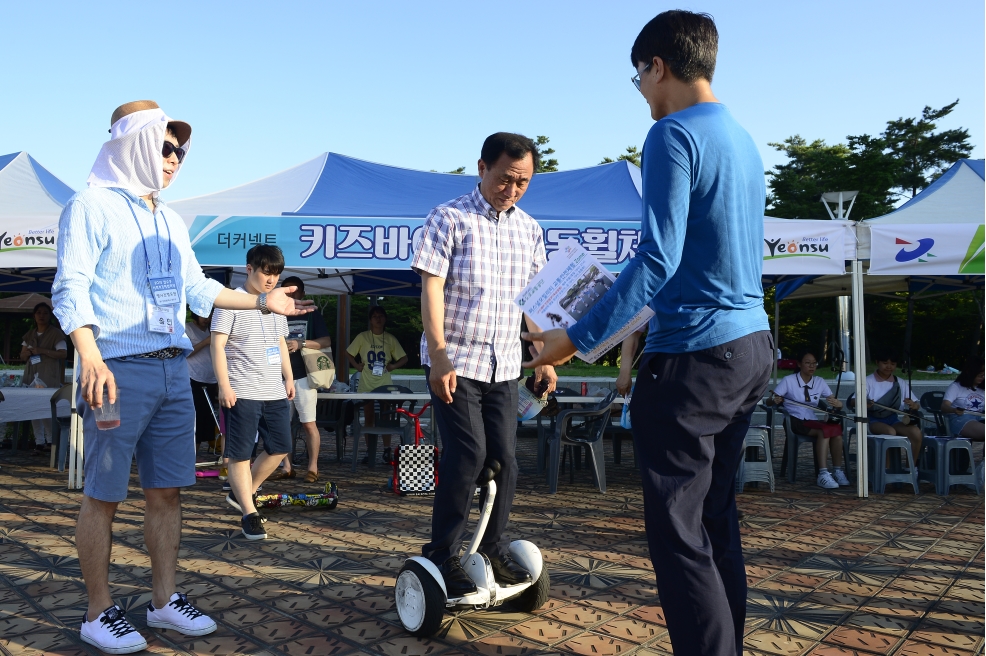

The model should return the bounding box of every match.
[761,219,849,275]
[514,239,653,363]
[869,223,985,275]
[189,215,643,272]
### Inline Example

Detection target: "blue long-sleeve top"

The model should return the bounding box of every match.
[567,103,769,354]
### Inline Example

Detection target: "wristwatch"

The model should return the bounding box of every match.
[301,339,307,350]
[257,292,272,315]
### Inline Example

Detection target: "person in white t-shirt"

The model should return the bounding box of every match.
[766,351,847,488]
[865,348,923,461]
[942,357,985,440]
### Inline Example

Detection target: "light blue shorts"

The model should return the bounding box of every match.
[949,413,984,436]
[81,356,196,502]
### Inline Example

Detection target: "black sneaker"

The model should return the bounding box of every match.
[225,491,267,523]
[241,513,267,540]
[221,481,231,492]
[483,552,532,586]
[440,556,478,597]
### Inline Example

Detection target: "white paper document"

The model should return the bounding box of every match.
[515,239,653,363]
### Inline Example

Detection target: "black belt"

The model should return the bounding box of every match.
[134,347,184,360]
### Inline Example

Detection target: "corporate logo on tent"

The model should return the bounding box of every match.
[960,225,985,274]
[894,237,936,263]
[763,236,831,260]
[0,230,56,254]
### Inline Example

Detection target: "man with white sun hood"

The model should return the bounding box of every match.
[52,101,314,654]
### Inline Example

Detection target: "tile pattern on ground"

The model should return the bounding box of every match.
[0,429,981,654]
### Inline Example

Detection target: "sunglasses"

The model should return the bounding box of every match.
[162,141,186,163]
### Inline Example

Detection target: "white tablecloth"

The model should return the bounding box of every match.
[0,388,69,423]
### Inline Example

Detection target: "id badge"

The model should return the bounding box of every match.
[29,355,42,365]
[372,361,385,376]
[266,346,281,365]
[147,302,176,334]
[148,276,180,306]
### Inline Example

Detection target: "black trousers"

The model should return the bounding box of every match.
[190,378,219,445]
[422,374,519,565]
[630,331,773,656]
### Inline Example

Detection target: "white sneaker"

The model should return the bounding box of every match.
[147,592,217,636]
[80,605,147,654]
[832,469,850,486]
[817,470,839,489]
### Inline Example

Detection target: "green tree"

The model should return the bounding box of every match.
[600,146,641,167]
[765,135,897,220]
[534,135,559,173]
[446,166,466,174]
[882,100,973,198]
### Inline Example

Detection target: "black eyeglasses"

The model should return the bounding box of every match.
[631,63,653,91]
[162,142,186,163]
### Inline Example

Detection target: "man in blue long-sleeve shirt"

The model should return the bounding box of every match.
[525,11,772,656]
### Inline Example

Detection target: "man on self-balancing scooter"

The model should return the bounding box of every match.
[399,133,557,635]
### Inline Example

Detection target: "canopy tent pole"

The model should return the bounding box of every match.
[67,349,84,490]
[772,297,779,387]
[851,257,868,497]
[903,292,914,365]
[336,295,351,385]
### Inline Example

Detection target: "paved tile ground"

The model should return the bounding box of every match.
[0,430,982,655]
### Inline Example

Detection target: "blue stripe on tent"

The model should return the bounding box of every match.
[28,155,75,205]
[285,153,643,221]
[774,276,815,300]
[0,153,18,173]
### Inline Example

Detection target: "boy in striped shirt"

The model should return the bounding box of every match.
[211,245,294,540]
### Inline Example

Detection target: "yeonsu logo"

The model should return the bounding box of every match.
[763,237,831,260]
[894,237,936,263]
[0,231,56,253]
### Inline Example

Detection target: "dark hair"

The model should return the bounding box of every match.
[872,346,899,364]
[246,244,284,275]
[480,132,540,171]
[369,306,387,320]
[281,276,305,295]
[31,302,52,328]
[798,350,819,363]
[956,356,984,390]
[630,10,718,83]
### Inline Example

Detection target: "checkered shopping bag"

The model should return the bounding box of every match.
[392,403,438,496]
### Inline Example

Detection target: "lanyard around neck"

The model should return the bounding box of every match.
[115,190,173,276]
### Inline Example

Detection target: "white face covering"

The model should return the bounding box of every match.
[87,108,191,198]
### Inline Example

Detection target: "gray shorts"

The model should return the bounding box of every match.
[81,356,196,502]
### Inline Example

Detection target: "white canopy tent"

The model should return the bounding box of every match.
[0,152,74,290]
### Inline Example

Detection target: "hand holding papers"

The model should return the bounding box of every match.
[517,239,653,365]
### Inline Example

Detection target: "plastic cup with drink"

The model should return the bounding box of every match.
[93,392,121,430]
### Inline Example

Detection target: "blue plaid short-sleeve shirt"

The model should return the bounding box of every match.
[412,186,546,383]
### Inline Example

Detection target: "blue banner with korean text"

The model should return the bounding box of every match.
[188,216,641,272]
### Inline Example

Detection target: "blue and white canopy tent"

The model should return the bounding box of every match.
[171,152,645,295]
[0,152,74,292]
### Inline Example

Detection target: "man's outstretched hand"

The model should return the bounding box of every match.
[267,287,315,316]
[521,329,577,368]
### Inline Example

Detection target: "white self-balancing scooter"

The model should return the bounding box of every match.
[394,459,550,636]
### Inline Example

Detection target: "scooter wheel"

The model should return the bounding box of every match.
[395,561,446,636]
[511,567,550,612]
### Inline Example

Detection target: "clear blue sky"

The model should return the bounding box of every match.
[3,1,983,200]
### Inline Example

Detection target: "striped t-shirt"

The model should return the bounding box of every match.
[211,288,289,401]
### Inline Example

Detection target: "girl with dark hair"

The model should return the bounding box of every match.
[941,356,984,440]
[19,302,68,450]
[766,351,847,488]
